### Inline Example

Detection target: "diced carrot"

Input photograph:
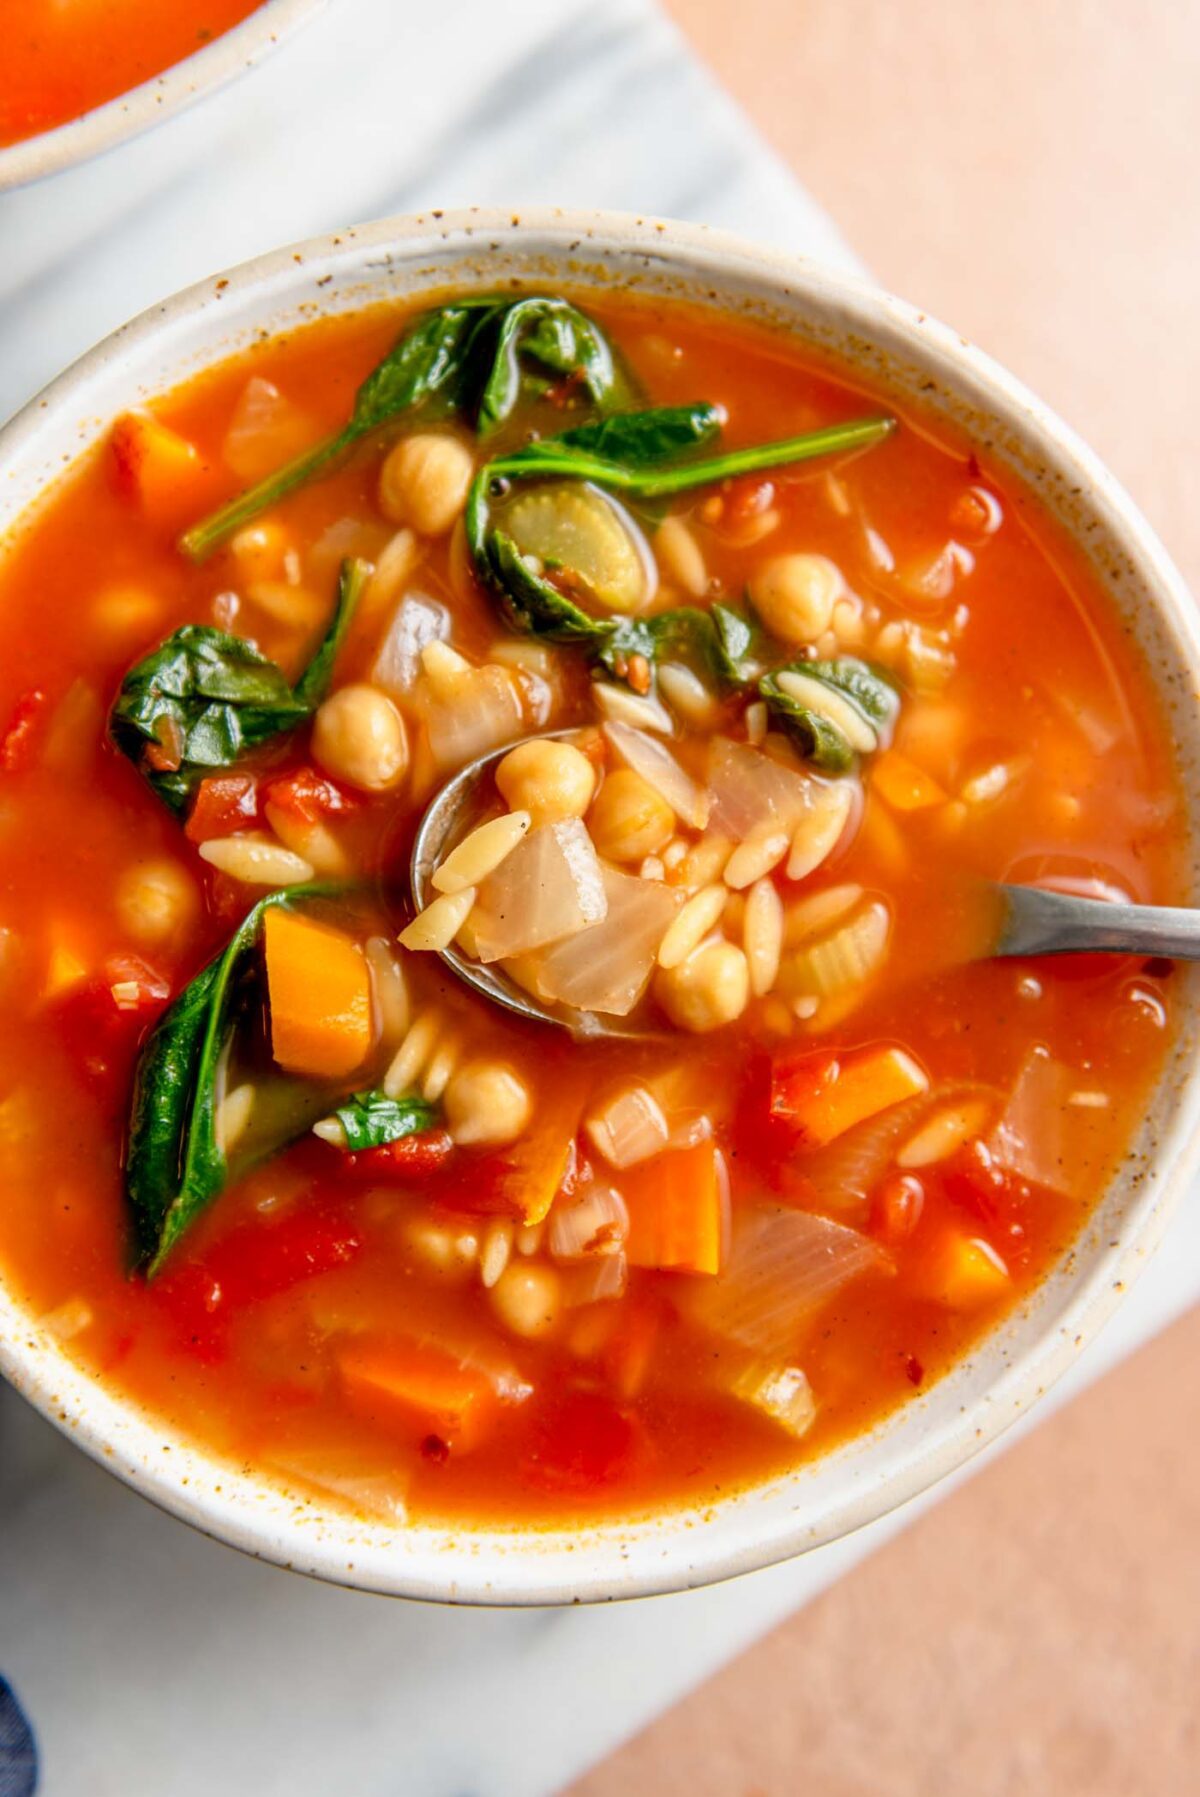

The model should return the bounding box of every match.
[920,1228,1010,1308]
[770,1045,929,1150]
[871,748,948,812]
[624,1140,725,1275]
[185,773,260,843]
[110,412,213,523]
[43,934,88,1002]
[339,1337,498,1450]
[263,907,373,1079]
[497,1068,591,1225]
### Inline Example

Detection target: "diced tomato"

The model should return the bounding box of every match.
[523,1388,644,1494]
[1,689,48,771]
[340,1129,456,1184]
[58,953,171,1086]
[153,1201,364,1360]
[725,474,776,524]
[942,1139,1030,1263]
[262,765,356,823]
[185,773,260,842]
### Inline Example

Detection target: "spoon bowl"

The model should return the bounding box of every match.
[409,728,660,1040]
[411,730,1200,1037]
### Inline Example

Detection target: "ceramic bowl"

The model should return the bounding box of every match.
[1,208,1197,1603]
[0,0,328,193]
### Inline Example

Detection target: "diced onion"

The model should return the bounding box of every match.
[989,1048,1102,1197]
[526,865,683,1015]
[707,737,814,838]
[416,653,525,774]
[562,1251,628,1308]
[724,1360,817,1439]
[586,1085,671,1168]
[470,819,607,962]
[799,1093,932,1212]
[548,1184,630,1260]
[603,721,709,829]
[372,592,451,697]
[685,1205,890,1358]
[222,377,315,483]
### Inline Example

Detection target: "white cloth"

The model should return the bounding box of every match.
[2,4,1197,1794]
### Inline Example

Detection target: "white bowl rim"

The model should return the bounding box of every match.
[0,0,328,193]
[1,205,1199,1606]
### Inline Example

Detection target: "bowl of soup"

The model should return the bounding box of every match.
[0,0,327,190]
[0,209,1197,1603]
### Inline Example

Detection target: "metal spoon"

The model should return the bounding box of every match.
[412,731,1196,1037]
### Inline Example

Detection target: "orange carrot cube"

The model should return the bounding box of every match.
[263,907,373,1079]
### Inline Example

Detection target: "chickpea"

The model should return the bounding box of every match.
[496,739,596,827]
[115,858,199,946]
[311,683,408,792]
[588,768,674,863]
[489,1262,562,1339]
[655,940,750,1032]
[749,553,843,645]
[378,433,474,536]
[444,1060,533,1147]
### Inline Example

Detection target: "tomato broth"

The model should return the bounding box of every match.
[0,293,1181,1526]
[0,0,264,147]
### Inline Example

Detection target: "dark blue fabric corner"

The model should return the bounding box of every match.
[0,1677,37,1797]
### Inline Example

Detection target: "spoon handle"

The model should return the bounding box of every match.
[993,883,1200,960]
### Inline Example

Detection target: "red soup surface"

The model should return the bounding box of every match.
[0,0,265,147]
[0,292,1182,1526]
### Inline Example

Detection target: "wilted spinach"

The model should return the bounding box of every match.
[126,883,341,1273]
[180,295,635,559]
[759,658,899,773]
[109,558,368,812]
[327,1088,440,1152]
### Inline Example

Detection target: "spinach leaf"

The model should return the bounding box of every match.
[467,410,895,688]
[549,402,722,468]
[179,296,632,559]
[328,1088,440,1152]
[127,883,340,1273]
[759,658,898,772]
[110,558,367,813]
[181,304,494,559]
[484,412,895,500]
[475,297,633,436]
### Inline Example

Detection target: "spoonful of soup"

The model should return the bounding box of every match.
[406,727,1200,1040]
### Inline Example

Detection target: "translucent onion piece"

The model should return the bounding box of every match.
[222,377,316,484]
[548,1184,630,1260]
[603,721,709,829]
[799,1093,933,1212]
[417,658,525,774]
[586,1084,671,1168]
[724,1360,817,1440]
[470,819,607,963]
[372,592,451,697]
[562,1251,629,1308]
[989,1048,1104,1198]
[685,1205,890,1358]
[502,482,655,615]
[707,737,815,839]
[527,865,684,1016]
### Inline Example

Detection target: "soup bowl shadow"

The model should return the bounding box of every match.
[0,0,329,193]
[1,208,1198,1604]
